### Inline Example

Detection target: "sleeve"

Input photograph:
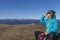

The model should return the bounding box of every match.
[48,19,59,33]
[40,15,45,23]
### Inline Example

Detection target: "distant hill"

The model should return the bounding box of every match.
[0,19,40,24]
[0,19,60,25]
[58,20,60,26]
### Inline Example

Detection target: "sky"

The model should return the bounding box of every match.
[0,0,60,19]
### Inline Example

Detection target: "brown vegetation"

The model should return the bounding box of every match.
[0,24,45,40]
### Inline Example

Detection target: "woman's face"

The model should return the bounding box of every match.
[46,13,52,18]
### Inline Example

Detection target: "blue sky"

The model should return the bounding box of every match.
[0,0,60,19]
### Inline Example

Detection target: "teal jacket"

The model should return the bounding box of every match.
[40,15,59,35]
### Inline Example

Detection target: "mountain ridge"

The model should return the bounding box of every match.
[0,19,60,24]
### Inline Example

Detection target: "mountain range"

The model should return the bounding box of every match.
[0,19,60,24]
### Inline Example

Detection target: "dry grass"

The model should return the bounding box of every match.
[0,24,45,40]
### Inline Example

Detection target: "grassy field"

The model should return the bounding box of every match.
[0,24,45,40]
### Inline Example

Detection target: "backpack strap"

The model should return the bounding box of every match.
[38,33,45,40]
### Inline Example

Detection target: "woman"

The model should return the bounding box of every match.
[35,10,59,40]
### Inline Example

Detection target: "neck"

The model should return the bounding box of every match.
[48,17,51,18]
